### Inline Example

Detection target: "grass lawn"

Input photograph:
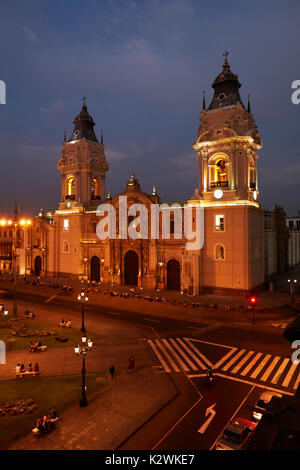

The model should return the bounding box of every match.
[0,373,107,449]
[0,319,83,351]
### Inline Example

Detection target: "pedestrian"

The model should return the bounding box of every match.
[131,355,135,373]
[20,364,25,374]
[109,365,115,379]
[16,363,21,378]
[34,362,39,376]
[28,363,33,372]
[127,357,132,373]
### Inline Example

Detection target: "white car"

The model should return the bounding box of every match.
[253,391,282,421]
[215,417,256,450]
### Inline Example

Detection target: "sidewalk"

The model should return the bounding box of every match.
[9,366,178,450]
[0,279,298,326]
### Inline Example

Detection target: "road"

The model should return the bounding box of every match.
[0,285,296,450]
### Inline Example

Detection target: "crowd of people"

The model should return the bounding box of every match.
[35,408,59,436]
[16,362,39,377]
[28,341,44,352]
[59,319,72,328]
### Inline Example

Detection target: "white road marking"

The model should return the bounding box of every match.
[231,351,255,374]
[241,352,263,376]
[198,403,216,434]
[222,349,246,371]
[271,358,290,384]
[176,338,207,370]
[148,340,171,373]
[162,339,189,372]
[45,295,56,304]
[250,354,272,379]
[143,318,161,323]
[293,372,300,390]
[184,338,213,368]
[169,339,199,371]
[186,338,233,349]
[260,356,281,382]
[155,340,180,372]
[282,361,299,387]
[213,348,237,369]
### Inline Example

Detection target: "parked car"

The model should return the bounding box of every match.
[252,391,282,421]
[215,417,256,450]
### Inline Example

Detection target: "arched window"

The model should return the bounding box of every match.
[215,244,225,260]
[66,176,76,199]
[248,157,256,189]
[91,178,100,200]
[209,154,230,188]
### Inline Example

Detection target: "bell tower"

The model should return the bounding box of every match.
[57,100,109,211]
[191,53,265,295]
[193,51,262,207]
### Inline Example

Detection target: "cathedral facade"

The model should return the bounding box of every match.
[10,56,269,296]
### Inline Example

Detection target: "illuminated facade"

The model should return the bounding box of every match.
[4,55,299,296]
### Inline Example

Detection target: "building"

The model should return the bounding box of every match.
[2,54,299,296]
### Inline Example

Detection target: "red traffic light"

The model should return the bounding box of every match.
[249,296,257,305]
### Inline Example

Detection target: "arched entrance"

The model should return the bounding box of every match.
[91,256,100,282]
[124,250,139,286]
[34,256,42,276]
[167,259,180,290]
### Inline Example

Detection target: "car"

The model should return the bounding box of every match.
[252,391,282,421]
[215,417,256,450]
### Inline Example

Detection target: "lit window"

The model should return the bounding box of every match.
[215,215,224,231]
[64,219,69,232]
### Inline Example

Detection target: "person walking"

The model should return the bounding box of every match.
[127,357,132,373]
[16,363,21,378]
[131,355,135,373]
[34,362,39,376]
[28,363,33,372]
[20,364,25,374]
[109,365,115,379]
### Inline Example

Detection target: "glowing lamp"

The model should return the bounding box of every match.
[75,344,80,354]
[88,338,93,348]
[82,335,87,343]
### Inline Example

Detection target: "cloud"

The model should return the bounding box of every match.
[106,148,128,160]
[40,100,65,113]
[22,26,38,41]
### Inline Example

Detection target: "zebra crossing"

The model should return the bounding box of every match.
[147,337,300,392]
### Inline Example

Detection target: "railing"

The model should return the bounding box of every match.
[211,181,229,188]
[66,195,75,200]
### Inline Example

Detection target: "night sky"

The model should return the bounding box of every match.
[0,0,299,216]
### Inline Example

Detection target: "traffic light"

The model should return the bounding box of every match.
[249,296,257,305]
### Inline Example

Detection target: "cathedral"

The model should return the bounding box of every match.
[3,54,289,296]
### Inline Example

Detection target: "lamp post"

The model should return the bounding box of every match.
[78,291,88,340]
[249,296,257,325]
[74,338,93,407]
[288,279,297,304]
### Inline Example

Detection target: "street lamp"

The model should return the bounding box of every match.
[288,279,297,304]
[74,338,93,407]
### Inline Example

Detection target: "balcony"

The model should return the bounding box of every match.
[211,181,229,188]
[66,195,75,201]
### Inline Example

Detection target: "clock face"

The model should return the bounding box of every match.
[66,201,71,209]
[214,189,223,199]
